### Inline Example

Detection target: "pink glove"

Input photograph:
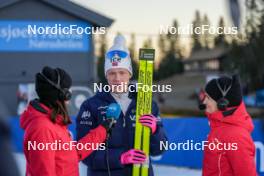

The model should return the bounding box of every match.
[139,114,157,134]
[120,149,146,165]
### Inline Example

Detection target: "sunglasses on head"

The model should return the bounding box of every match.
[106,50,128,59]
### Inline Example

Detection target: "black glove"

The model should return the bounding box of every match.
[101,119,116,134]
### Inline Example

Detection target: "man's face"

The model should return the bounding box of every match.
[106,68,131,93]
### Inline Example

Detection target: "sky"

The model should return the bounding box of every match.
[71,0,245,58]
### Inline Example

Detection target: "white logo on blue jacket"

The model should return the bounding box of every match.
[81,110,91,119]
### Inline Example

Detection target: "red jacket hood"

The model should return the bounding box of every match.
[206,102,254,133]
[20,102,65,130]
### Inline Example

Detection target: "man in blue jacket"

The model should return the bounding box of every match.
[76,35,167,176]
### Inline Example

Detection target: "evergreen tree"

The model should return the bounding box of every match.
[191,10,203,51]
[214,17,228,46]
[202,14,212,49]
[157,19,184,80]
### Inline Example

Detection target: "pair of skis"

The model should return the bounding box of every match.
[133,49,155,176]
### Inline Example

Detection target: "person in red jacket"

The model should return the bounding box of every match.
[20,66,115,176]
[200,75,257,176]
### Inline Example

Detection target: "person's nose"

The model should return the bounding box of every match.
[115,74,121,82]
[203,97,207,104]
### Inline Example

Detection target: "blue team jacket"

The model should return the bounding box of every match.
[76,91,167,176]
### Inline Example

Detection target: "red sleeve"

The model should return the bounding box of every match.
[226,132,258,176]
[76,125,107,161]
[25,127,57,176]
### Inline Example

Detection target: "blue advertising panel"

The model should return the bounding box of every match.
[256,89,264,107]
[0,20,91,52]
[9,117,264,175]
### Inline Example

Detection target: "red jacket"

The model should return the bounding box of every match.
[202,102,257,176]
[20,101,107,176]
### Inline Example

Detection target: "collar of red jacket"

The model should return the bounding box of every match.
[205,102,254,132]
[36,102,66,125]
[20,100,67,130]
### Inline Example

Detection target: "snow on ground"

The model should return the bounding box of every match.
[153,164,201,176]
[14,153,202,176]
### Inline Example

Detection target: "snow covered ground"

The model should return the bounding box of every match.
[14,153,202,176]
[153,164,201,176]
